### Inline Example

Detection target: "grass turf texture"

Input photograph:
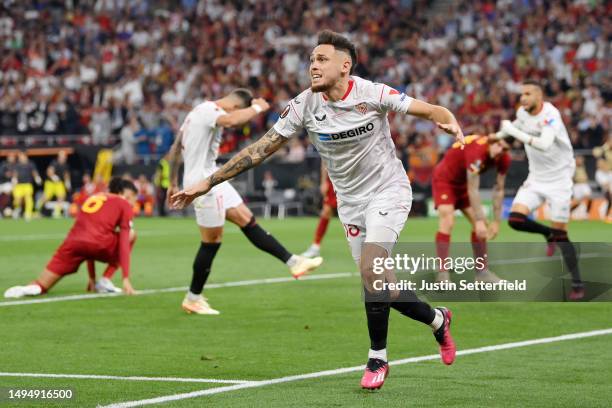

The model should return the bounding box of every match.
[0,217,611,407]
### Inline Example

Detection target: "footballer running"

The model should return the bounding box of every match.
[170,30,465,390]
[495,80,584,300]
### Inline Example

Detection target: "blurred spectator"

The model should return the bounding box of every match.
[12,151,41,221]
[571,156,592,219]
[0,152,16,216]
[113,115,139,165]
[262,170,278,201]
[285,138,306,163]
[134,173,154,216]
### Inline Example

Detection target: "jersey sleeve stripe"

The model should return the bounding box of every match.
[289,101,302,122]
[379,84,386,103]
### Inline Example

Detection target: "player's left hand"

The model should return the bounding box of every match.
[487,221,500,240]
[437,122,464,147]
[122,278,136,295]
[170,180,211,210]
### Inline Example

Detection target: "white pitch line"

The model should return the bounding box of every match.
[100,328,612,408]
[0,272,356,307]
[0,372,252,385]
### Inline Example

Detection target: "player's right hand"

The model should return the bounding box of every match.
[252,98,270,113]
[475,220,488,241]
[170,180,211,210]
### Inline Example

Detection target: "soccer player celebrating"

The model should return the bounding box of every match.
[496,80,584,300]
[167,89,323,316]
[433,135,511,283]
[171,30,462,389]
[4,178,138,298]
[302,163,337,258]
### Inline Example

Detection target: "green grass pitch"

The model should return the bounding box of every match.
[0,216,611,407]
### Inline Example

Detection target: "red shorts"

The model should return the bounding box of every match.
[432,179,470,210]
[324,186,337,208]
[46,236,119,276]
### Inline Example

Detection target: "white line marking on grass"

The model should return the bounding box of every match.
[0,272,356,307]
[0,372,252,384]
[100,328,612,408]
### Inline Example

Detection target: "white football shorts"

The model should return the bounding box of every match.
[513,177,572,223]
[193,181,243,228]
[338,182,412,264]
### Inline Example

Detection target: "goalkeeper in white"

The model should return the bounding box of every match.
[496,80,584,301]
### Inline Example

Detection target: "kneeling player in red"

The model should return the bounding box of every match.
[433,135,511,283]
[4,177,138,298]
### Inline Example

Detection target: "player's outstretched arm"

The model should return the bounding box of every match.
[467,171,487,240]
[216,98,270,128]
[406,99,464,145]
[499,120,554,151]
[488,173,506,240]
[170,128,288,209]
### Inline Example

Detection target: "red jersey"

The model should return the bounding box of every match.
[66,193,134,277]
[434,135,511,185]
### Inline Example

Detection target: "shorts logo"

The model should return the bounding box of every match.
[344,224,361,238]
[355,102,368,115]
[280,105,290,119]
[378,211,388,216]
[315,113,327,121]
[399,93,408,102]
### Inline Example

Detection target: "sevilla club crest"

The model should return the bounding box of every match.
[355,102,368,115]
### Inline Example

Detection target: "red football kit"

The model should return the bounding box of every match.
[432,135,511,209]
[46,193,134,278]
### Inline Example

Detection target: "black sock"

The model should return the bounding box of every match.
[390,289,436,325]
[508,212,553,238]
[190,242,221,295]
[241,217,292,263]
[364,288,391,350]
[551,230,583,288]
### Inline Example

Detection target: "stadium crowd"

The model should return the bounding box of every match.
[0,0,610,218]
[0,0,609,159]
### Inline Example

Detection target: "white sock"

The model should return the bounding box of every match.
[368,348,387,362]
[286,255,299,267]
[187,291,202,302]
[311,244,320,250]
[429,308,444,331]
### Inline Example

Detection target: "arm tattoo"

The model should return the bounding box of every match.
[492,175,505,222]
[206,128,288,188]
[467,172,485,221]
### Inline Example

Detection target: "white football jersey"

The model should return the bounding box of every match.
[180,101,227,187]
[514,102,575,182]
[273,76,413,205]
